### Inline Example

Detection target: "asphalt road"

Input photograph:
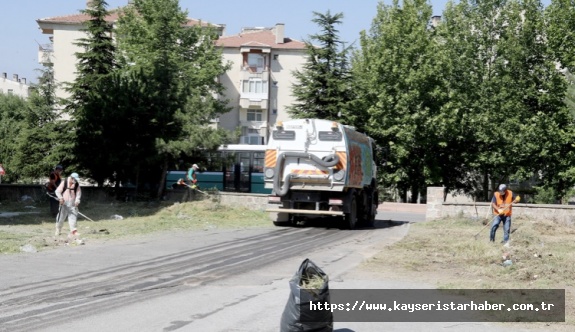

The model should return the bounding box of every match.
[0,209,536,332]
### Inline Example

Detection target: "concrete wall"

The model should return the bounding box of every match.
[0,185,141,204]
[216,192,268,211]
[426,186,575,225]
[0,185,270,213]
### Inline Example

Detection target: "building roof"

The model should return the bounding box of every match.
[216,28,306,50]
[37,9,218,29]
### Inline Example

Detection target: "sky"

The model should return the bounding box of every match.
[1,0,451,85]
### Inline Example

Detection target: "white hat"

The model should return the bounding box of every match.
[71,173,80,181]
[192,164,199,169]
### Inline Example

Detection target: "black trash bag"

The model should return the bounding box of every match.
[280,258,333,332]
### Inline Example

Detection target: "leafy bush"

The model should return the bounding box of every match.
[533,186,559,204]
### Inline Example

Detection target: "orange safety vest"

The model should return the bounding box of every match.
[493,190,513,216]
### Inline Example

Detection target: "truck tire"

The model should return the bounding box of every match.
[364,207,375,227]
[345,197,357,230]
[365,190,377,227]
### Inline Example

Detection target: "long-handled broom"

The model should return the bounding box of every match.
[473,196,520,240]
[176,178,210,195]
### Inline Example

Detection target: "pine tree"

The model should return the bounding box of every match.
[65,0,117,186]
[115,0,231,198]
[0,93,28,183]
[287,11,354,122]
[13,57,70,181]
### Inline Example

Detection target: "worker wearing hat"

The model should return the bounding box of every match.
[183,164,200,202]
[490,184,518,244]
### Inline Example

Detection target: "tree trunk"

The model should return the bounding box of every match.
[409,184,419,203]
[156,159,169,200]
[483,170,489,202]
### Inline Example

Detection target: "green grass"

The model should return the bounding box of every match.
[0,198,271,254]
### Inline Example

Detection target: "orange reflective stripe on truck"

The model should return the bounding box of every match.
[265,149,277,168]
[291,169,329,175]
[335,151,347,170]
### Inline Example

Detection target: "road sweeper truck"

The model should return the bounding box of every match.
[264,118,378,229]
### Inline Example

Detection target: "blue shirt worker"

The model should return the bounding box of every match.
[182,164,199,202]
[187,164,199,187]
[490,184,519,244]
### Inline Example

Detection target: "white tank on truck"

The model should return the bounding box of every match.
[264,118,378,228]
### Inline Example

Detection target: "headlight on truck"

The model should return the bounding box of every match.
[265,167,275,179]
[333,169,345,181]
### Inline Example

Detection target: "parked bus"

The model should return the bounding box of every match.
[166,145,270,194]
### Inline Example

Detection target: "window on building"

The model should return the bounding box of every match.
[248,53,264,69]
[242,80,268,94]
[247,109,263,121]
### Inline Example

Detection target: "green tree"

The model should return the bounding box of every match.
[115,0,231,198]
[65,0,117,186]
[351,0,439,202]
[434,0,571,200]
[13,58,70,182]
[546,0,575,198]
[503,0,573,199]
[0,93,28,183]
[566,71,575,117]
[288,11,354,123]
[546,0,575,73]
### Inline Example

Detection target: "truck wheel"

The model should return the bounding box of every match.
[345,197,357,230]
[365,194,376,227]
[364,209,375,227]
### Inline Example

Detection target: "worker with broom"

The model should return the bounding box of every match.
[490,184,519,244]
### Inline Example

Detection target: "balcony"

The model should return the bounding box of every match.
[239,94,268,109]
[241,66,269,81]
[38,44,54,64]
[239,120,266,130]
[240,73,269,109]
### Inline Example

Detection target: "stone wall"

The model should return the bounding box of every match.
[0,185,269,210]
[217,192,268,211]
[0,184,150,203]
[426,186,575,225]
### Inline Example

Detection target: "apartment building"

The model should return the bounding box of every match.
[215,24,307,145]
[0,73,31,98]
[36,4,307,145]
[36,8,223,102]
